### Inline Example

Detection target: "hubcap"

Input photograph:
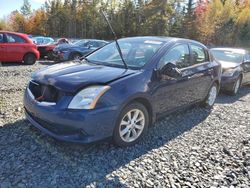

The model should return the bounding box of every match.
[119,109,145,143]
[207,86,217,106]
[234,79,240,94]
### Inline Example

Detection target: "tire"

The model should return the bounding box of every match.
[70,52,81,60]
[23,54,36,65]
[228,76,241,96]
[47,50,54,60]
[202,83,218,108]
[113,102,149,147]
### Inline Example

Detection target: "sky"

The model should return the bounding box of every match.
[0,0,46,18]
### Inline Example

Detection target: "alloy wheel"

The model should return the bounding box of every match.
[207,85,217,106]
[119,109,145,143]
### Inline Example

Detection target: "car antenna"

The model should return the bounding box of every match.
[101,11,128,69]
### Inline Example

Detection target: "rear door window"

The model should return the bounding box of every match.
[189,44,207,64]
[6,34,25,43]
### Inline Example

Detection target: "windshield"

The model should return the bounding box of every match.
[211,50,244,63]
[73,40,88,46]
[86,38,164,69]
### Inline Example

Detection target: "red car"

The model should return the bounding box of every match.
[0,31,40,64]
[38,38,69,60]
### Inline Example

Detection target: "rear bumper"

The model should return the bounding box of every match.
[24,88,120,143]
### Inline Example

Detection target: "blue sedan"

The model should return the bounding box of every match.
[52,39,109,61]
[24,37,221,146]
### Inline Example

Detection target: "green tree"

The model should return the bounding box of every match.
[20,0,32,17]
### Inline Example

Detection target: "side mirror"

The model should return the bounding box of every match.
[160,63,182,78]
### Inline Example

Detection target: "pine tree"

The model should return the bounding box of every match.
[20,0,32,17]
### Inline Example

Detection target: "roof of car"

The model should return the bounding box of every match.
[119,36,206,48]
[0,30,28,37]
[210,47,247,54]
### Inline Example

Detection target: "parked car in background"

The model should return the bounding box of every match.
[211,48,250,95]
[38,38,69,59]
[31,36,54,45]
[0,31,40,64]
[24,36,221,146]
[52,39,109,61]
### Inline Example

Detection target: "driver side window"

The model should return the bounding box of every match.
[159,44,190,69]
[0,33,4,43]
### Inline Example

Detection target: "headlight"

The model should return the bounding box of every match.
[222,67,240,77]
[68,86,110,109]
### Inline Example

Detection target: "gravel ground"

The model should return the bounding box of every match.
[0,62,249,188]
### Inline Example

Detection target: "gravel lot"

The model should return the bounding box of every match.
[0,62,249,188]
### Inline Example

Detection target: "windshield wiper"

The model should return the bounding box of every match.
[101,11,128,69]
[78,56,91,63]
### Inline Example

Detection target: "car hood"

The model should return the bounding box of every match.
[55,43,83,51]
[32,62,137,93]
[218,60,240,69]
[38,44,56,48]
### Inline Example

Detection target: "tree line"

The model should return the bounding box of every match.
[0,0,249,47]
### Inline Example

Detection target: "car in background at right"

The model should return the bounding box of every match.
[210,48,250,95]
[52,39,109,62]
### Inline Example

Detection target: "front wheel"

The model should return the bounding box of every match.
[202,83,218,108]
[228,76,241,96]
[113,102,149,147]
[70,53,81,60]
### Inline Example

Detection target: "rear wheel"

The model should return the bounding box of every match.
[228,76,241,96]
[202,83,218,108]
[113,102,149,147]
[23,54,36,65]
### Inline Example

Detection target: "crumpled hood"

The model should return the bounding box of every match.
[218,60,240,69]
[32,62,137,93]
[54,43,84,51]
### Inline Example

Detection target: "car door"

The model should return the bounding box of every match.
[152,43,198,114]
[0,33,7,61]
[5,33,26,62]
[185,43,214,100]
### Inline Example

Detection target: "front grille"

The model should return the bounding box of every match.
[29,80,61,103]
